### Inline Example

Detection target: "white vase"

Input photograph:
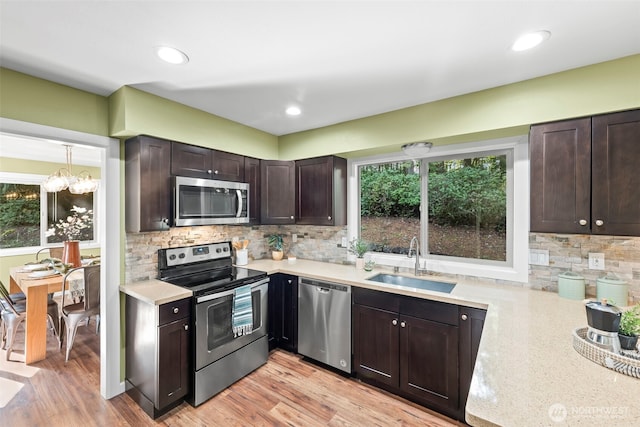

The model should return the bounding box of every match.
[355,258,365,269]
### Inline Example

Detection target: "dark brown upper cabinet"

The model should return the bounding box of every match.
[125,135,172,232]
[244,156,261,225]
[260,160,296,224]
[171,141,245,182]
[530,109,640,236]
[295,156,347,226]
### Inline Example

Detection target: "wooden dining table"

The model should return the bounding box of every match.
[8,266,71,364]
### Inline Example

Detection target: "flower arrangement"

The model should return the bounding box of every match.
[46,205,93,241]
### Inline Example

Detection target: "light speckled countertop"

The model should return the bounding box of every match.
[121,258,640,426]
[119,279,191,305]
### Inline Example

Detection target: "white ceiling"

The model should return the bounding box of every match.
[0,132,101,166]
[1,1,639,136]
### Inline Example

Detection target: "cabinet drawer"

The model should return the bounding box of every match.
[400,296,459,326]
[353,287,400,312]
[159,298,191,325]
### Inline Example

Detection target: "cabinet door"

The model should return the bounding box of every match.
[353,304,399,388]
[267,274,299,352]
[158,318,190,409]
[459,307,486,420]
[212,150,245,182]
[592,109,640,236]
[279,275,299,352]
[125,135,171,232]
[171,142,213,178]
[399,315,459,415]
[260,160,295,224]
[245,157,261,224]
[530,118,591,233]
[295,156,346,225]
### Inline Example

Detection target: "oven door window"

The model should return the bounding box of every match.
[208,291,262,349]
[179,185,238,218]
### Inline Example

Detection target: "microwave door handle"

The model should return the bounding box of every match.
[236,189,243,217]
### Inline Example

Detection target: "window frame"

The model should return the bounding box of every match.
[0,171,100,256]
[347,135,529,283]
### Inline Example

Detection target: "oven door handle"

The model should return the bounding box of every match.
[195,277,269,303]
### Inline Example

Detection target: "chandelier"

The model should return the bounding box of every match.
[42,144,99,194]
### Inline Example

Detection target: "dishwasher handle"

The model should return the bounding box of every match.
[300,277,351,293]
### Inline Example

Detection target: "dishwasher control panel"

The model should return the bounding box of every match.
[299,278,350,292]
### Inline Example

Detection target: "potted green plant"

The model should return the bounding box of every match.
[267,234,284,261]
[618,304,640,351]
[348,238,369,269]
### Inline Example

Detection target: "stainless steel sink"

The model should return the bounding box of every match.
[367,273,456,293]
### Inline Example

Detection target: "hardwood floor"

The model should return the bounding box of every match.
[1,323,460,426]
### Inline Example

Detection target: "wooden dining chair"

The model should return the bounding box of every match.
[1,280,60,361]
[59,264,100,363]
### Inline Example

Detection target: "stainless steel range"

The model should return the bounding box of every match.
[158,242,269,406]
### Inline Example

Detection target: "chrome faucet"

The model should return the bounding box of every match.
[408,236,426,276]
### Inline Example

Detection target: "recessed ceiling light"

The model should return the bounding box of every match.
[511,30,551,52]
[156,46,189,64]
[286,106,301,116]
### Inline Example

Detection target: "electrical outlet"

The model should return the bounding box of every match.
[529,249,549,266]
[292,234,297,242]
[589,253,605,270]
[341,237,348,247]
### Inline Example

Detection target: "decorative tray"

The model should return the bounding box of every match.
[572,327,640,379]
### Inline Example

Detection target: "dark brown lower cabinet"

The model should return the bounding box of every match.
[268,273,298,352]
[353,304,399,388]
[125,296,191,418]
[353,287,484,422]
[459,306,487,418]
[400,315,459,411]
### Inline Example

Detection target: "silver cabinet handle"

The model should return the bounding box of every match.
[400,321,406,328]
[392,319,398,326]
[207,169,212,174]
[184,324,189,331]
[173,307,179,314]
[214,170,219,174]
[461,314,468,321]
[595,219,604,226]
[328,216,332,221]
[287,279,292,284]
[579,219,587,226]
[290,215,294,220]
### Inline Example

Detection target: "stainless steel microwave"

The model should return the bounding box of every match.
[173,176,249,226]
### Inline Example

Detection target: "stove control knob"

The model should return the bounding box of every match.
[216,248,222,253]
[223,247,229,252]
[169,254,176,261]
[178,253,186,259]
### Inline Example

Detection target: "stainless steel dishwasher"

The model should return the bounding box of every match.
[297,277,352,373]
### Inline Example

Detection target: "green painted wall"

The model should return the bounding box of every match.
[109,86,279,159]
[0,68,110,136]
[0,157,101,177]
[279,54,640,159]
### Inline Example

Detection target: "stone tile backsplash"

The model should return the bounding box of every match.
[125,224,348,283]
[125,227,639,304]
[529,233,640,304]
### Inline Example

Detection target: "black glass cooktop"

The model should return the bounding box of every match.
[163,266,266,296]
